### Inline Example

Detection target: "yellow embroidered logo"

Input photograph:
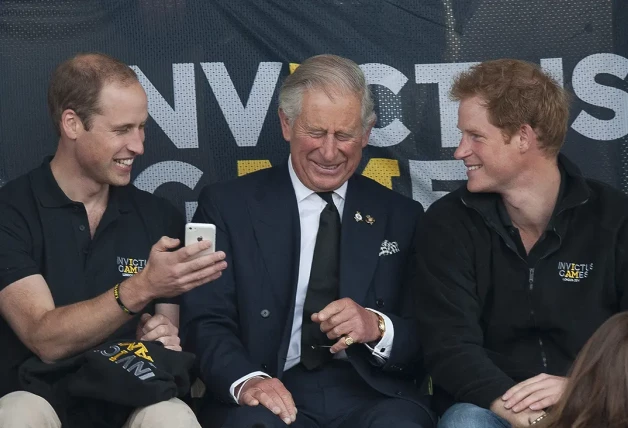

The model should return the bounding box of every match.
[97,341,157,380]
[108,342,155,363]
[117,256,147,277]
[557,262,593,283]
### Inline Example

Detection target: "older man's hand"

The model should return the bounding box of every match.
[312,297,381,354]
[237,377,297,425]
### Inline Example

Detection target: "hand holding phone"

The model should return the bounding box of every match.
[185,223,217,259]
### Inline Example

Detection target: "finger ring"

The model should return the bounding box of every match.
[344,335,355,346]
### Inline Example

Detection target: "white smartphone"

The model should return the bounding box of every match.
[185,223,216,259]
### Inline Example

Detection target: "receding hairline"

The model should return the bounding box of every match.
[279,54,376,130]
[47,52,141,135]
[296,83,363,104]
[68,52,138,84]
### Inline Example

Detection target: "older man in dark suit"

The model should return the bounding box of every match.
[182,54,434,428]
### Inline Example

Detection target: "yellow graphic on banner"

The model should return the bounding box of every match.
[289,63,300,74]
[237,160,272,176]
[362,158,400,190]
[236,158,399,189]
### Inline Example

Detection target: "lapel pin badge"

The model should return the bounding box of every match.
[354,211,363,222]
[365,215,375,225]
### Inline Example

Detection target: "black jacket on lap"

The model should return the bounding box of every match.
[19,340,194,428]
[416,154,628,414]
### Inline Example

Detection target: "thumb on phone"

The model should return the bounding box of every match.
[153,236,181,252]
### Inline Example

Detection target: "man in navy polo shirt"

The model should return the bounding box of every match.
[0,53,227,427]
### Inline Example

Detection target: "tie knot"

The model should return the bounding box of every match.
[317,192,334,205]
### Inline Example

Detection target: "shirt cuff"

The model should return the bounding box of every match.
[229,371,270,403]
[364,308,394,362]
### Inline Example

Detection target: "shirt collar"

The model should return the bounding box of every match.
[287,155,348,203]
[33,155,132,213]
[32,156,75,208]
[497,162,567,232]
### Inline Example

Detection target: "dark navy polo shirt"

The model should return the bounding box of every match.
[0,157,184,396]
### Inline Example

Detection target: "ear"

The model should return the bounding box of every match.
[360,122,374,148]
[60,109,84,140]
[278,108,292,142]
[517,124,536,154]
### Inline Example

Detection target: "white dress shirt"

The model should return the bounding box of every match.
[229,157,395,402]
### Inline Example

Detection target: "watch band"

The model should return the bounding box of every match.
[377,314,386,339]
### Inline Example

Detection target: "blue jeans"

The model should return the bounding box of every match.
[438,403,510,428]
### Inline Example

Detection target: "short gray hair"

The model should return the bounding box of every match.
[278,54,376,131]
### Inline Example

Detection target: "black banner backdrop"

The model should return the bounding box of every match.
[1,0,626,219]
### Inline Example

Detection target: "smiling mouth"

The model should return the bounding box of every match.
[466,165,482,171]
[114,158,134,167]
[314,162,340,171]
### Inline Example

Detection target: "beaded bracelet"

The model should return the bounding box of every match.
[113,283,136,315]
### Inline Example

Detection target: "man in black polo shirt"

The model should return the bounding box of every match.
[0,53,227,427]
[416,59,628,427]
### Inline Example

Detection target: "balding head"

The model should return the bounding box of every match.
[48,52,139,136]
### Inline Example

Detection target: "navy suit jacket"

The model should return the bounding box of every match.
[182,164,428,409]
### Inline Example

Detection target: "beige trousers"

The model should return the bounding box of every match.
[0,391,201,428]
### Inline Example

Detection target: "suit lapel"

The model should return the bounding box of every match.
[247,165,301,375]
[340,176,387,305]
[247,165,301,314]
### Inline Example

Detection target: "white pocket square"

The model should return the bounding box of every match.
[379,240,399,256]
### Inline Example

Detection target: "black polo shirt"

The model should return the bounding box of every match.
[0,157,184,396]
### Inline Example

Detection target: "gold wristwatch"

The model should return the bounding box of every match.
[376,314,386,339]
